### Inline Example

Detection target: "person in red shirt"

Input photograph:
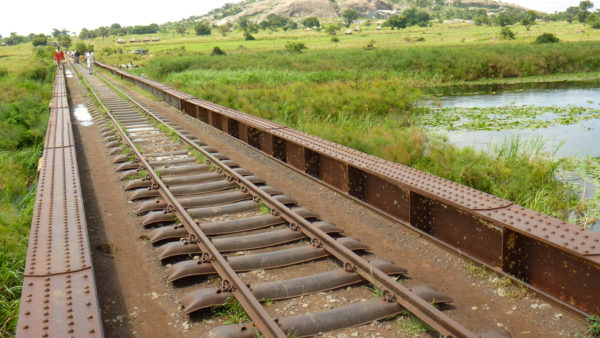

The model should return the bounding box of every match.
[54,49,65,69]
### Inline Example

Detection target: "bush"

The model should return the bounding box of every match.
[0,68,7,78]
[194,22,211,36]
[211,46,226,56]
[499,27,515,40]
[24,63,53,82]
[31,34,47,46]
[587,13,600,29]
[34,46,55,59]
[244,31,255,40]
[535,33,559,43]
[331,36,339,42]
[302,17,320,28]
[285,41,307,53]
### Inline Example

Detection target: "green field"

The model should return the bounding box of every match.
[1,19,600,335]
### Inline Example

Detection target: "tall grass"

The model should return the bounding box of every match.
[0,48,53,335]
[126,34,583,220]
[142,41,600,83]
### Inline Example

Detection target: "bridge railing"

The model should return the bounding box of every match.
[16,67,103,337]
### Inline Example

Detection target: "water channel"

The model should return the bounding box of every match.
[422,81,600,231]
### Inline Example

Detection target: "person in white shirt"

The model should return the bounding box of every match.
[86,51,95,75]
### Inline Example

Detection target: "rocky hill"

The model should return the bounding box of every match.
[204,0,529,24]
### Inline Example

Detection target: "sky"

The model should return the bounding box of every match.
[1,0,599,37]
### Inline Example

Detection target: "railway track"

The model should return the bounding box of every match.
[67,62,507,337]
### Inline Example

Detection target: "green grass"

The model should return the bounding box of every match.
[211,297,250,324]
[257,202,271,215]
[0,45,53,335]
[397,310,434,336]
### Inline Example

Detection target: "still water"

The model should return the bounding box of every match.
[424,82,600,158]
[424,81,600,231]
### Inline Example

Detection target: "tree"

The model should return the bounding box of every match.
[31,34,47,46]
[474,14,490,26]
[494,12,514,26]
[110,23,121,30]
[385,15,407,29]
[6,32,24,45]
[57,35,71,48]
[238,16,250,29]
[402,8,430,27]
[97,26,109,40]
[587,13,600,28]
[79,28,90,40]
[175,24,187,35]
[302,17,320,28]
[325,23,341,35]
[52,28,62,37]
[194,22,211,35]
[521,10,537,31]
[342,9,359,27]
[415,11,431,27]
[218,23,232,37]
[580,0,594,11]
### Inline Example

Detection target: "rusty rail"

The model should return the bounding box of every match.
[16,67,103,337]
[96,61,600,316]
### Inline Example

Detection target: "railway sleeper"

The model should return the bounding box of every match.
[167,237,368,281]
[135,185,280,214]
[156,221,343,259]
[148,209,317,243]
[140,195,295,227]
[181,260,409,314]
[204,297,455,338]
[128,176,263,201]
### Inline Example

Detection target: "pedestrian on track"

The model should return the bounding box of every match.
[86,51,95,75]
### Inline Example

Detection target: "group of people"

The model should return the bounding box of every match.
[53,48,95,75]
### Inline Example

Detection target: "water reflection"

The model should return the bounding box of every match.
[73,104,93,126]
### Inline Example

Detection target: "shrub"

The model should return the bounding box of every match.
[194,22,211,36]
[499,27,515,40]
[536,33,559,43]
[211,46,226,56]
[0,68,7,77]
[331,36,339,42]
[24,63,52,82]
[31,34,47,46]
[302,17,320,28]
[244,31,255,40]
[34,46,54,59]
[285,41,307,53]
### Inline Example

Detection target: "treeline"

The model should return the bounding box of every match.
[78,23,160,40]
[1,29,72,48]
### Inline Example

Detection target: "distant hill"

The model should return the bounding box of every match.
[202,0,531,24]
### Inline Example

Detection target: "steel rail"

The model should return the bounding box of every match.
[77,72,286,337]
[100,71,477,338]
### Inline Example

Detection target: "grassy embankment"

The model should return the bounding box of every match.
[0,45,54,335]
[92,21,600,222]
